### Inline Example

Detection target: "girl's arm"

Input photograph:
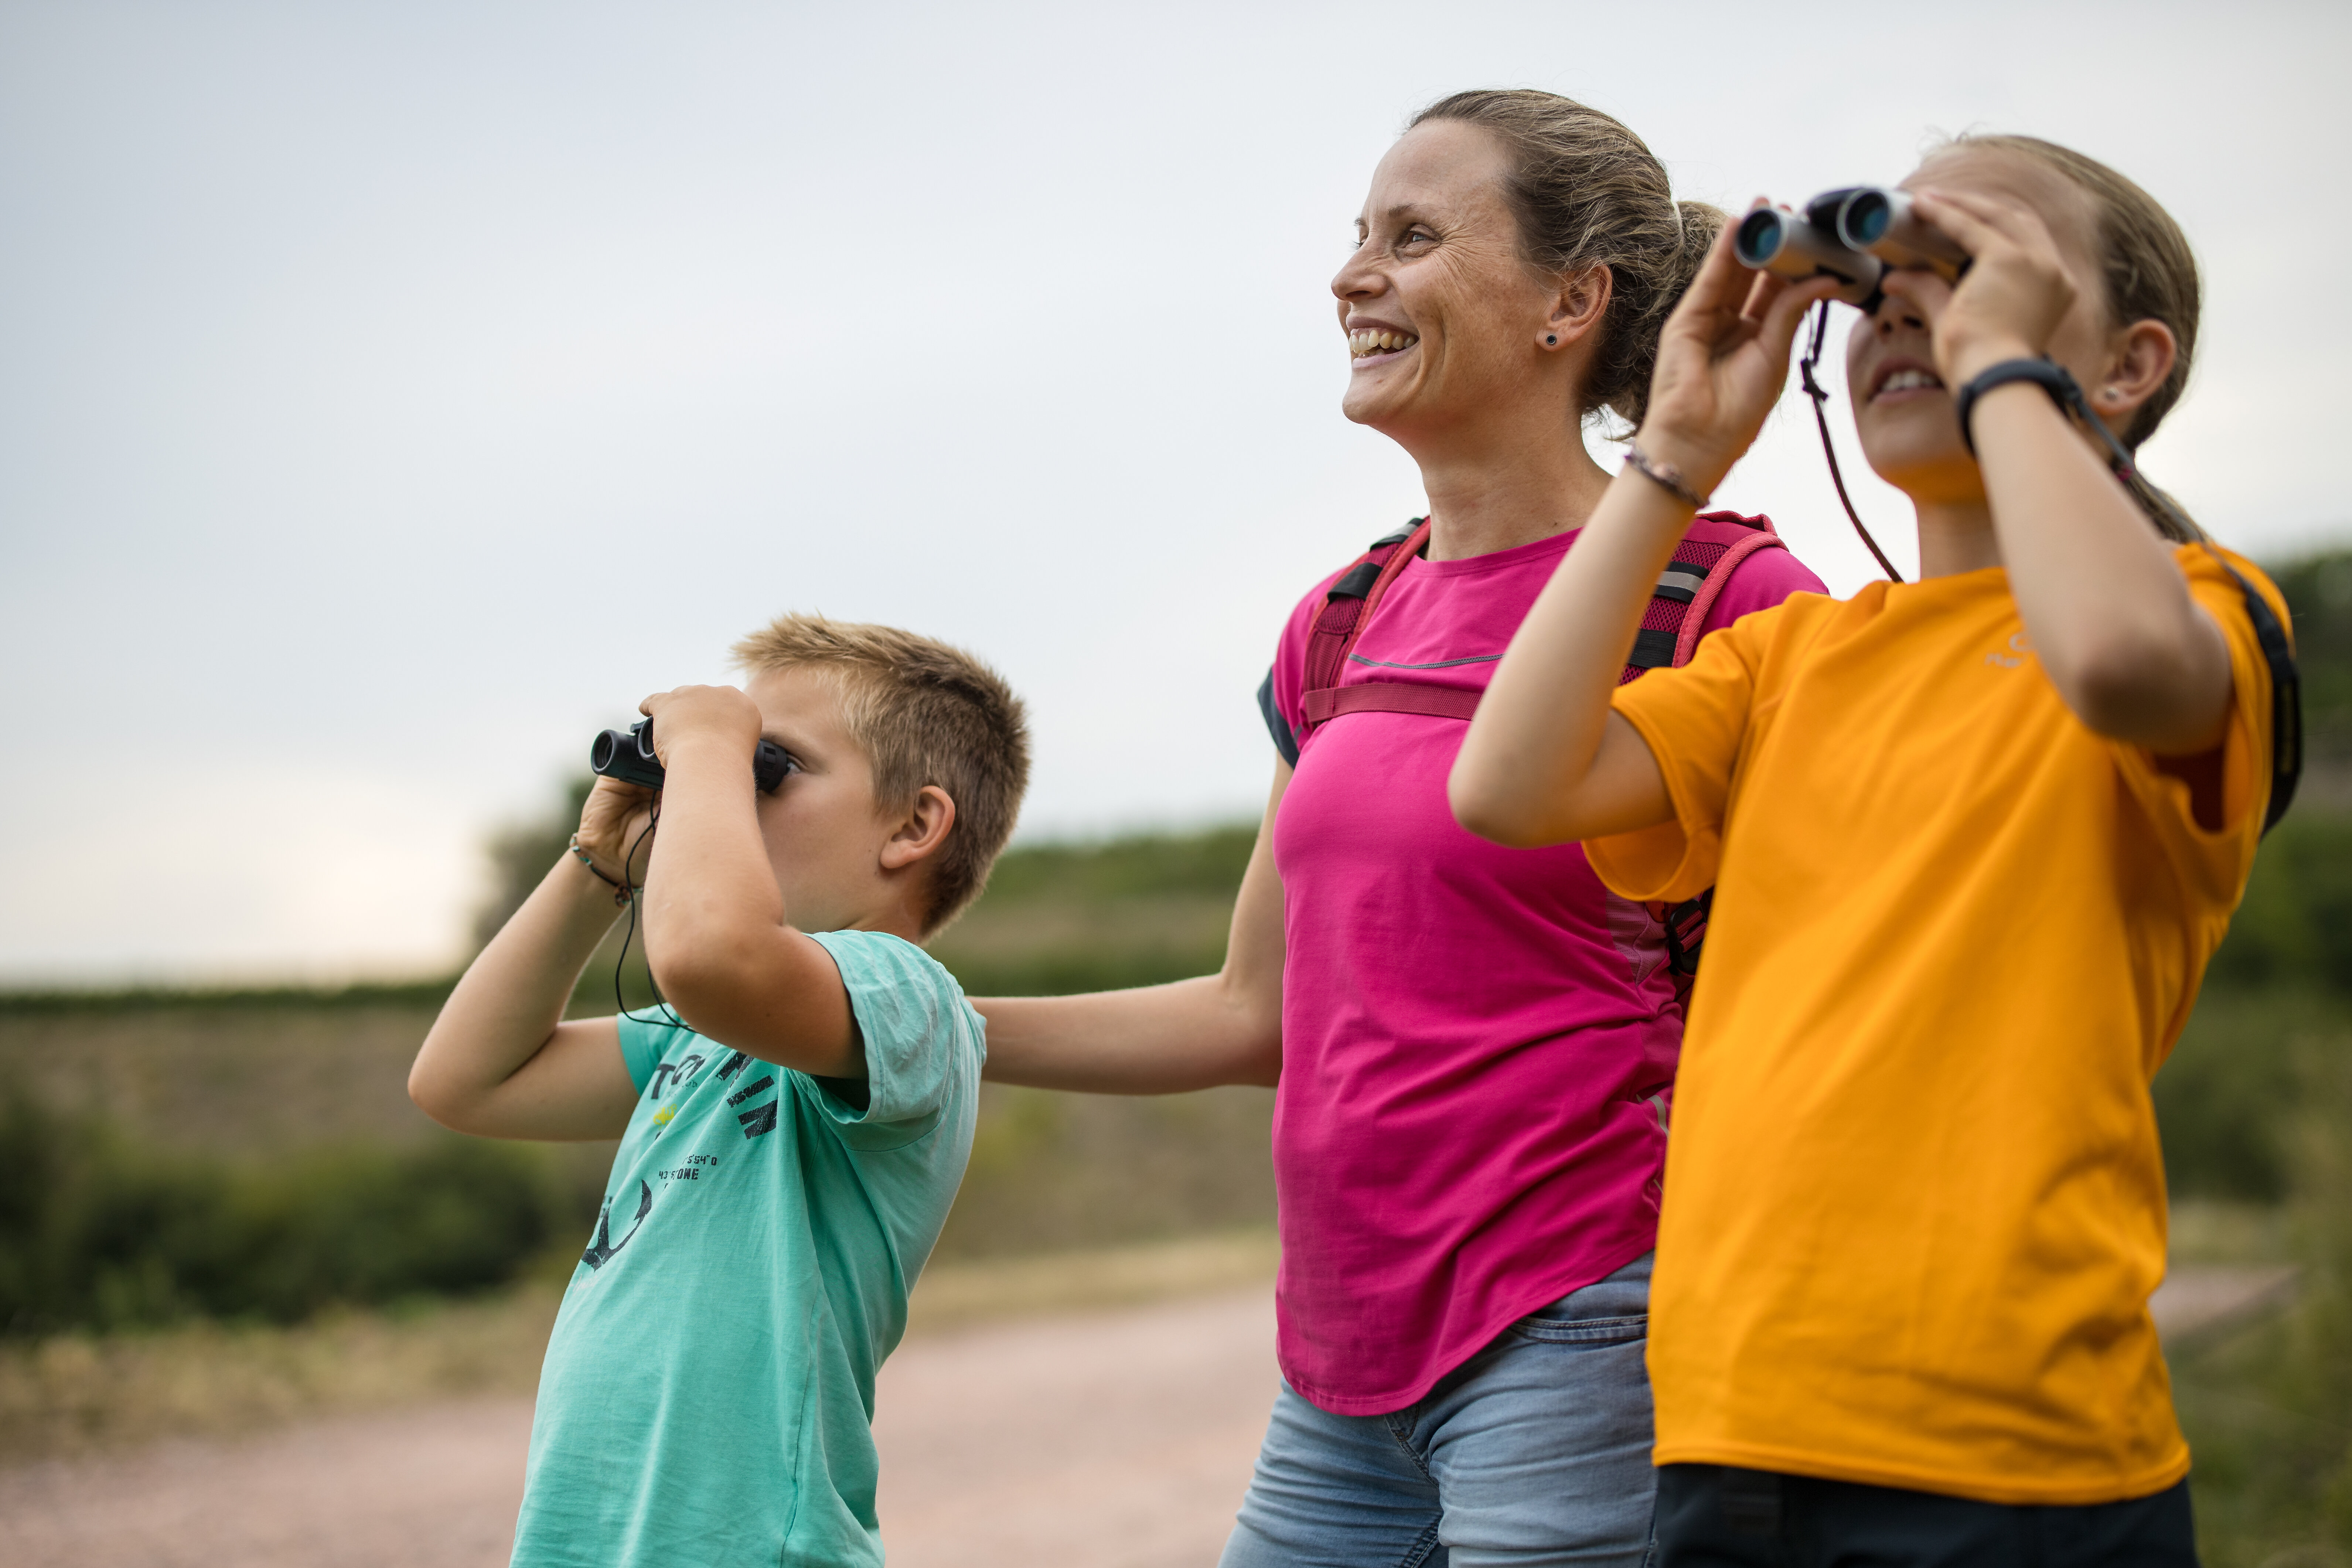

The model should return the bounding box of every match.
[1452,220,1834,847]
[409,782,650,1141]
[971,761,1288,1094]
[1892,189,2231,754]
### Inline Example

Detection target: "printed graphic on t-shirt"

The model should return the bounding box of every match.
[578,1044,784,1272]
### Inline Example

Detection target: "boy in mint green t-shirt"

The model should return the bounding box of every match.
[410,614,1030,1568]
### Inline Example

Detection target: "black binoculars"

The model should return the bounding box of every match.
[590,719,794,795]
[1734,187,1971,308]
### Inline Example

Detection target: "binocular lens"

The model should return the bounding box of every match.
[1734,208,1787,269]
[1838,189,1894,249]
[590,721,668,791]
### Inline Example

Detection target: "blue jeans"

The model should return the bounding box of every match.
[1220,1253,1657,1568]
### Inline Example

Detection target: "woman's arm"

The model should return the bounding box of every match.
[1452,219,1834,847]
[972,761,1289,1093]
[1892,188,2230,754]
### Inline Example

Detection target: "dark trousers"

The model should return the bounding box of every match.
[1654,1464,2198,1567]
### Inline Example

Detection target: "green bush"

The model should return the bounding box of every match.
[2206,811,2352,996]
[2172,991,2352,1563]
[0,1083,587,1336]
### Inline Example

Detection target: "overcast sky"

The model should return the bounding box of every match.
[4,0,2346,985]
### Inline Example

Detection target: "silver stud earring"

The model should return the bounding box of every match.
[1545,335,1558,346]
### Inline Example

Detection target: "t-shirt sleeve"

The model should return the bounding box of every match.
[801,929,979,1145]
[614,1011,690,1094]
[1696,541,1828,635]
[1585,603,1788,903]
[2110,546,2280,907]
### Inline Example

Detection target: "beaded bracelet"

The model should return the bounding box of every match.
[569,833,634,906]
[1623,444,1711,510]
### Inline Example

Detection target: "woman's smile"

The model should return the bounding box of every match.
[1347,324,1422,367]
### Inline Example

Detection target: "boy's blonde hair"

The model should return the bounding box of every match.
[731,614,1029,936]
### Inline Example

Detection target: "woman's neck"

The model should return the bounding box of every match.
[1414,430,1615,562]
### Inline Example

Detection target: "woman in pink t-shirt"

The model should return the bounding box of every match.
[974,90,1824,1567]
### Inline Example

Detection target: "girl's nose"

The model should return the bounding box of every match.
[1872,304,1929,336]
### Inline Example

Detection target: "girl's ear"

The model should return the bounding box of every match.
[879,785,956,872]
[2093,318,2177,431]
[1540,263,1613,351]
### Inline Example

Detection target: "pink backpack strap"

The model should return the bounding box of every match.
[1672,512,1785,667]
[1304,681,1482,726]
[1299,518,1435,736]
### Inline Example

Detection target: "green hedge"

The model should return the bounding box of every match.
[0,1086,587,1335]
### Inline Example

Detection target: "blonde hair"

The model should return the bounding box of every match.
[1937,133,2204,542]
[731,614,1029,935]
[1409,88,1723,427]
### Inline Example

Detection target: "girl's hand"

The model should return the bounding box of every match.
[575,776,656,887]
[1885,188,2076,386]
[1636,205,1838,496]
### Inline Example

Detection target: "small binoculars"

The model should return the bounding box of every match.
[1733,187,1970,308]
[590,719,794,795]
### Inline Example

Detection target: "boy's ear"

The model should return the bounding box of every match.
[2094,319,2177,430]
[878,785,956,873]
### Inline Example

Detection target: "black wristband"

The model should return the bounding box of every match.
[1952,358,2088,455]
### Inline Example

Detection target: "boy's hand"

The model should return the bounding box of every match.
[640,685,764,766]
[575,776,657,887]
[1886,188,2076,388]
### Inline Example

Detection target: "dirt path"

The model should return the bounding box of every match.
[0,1286,1275,1568]
[0,1265,2292,1568]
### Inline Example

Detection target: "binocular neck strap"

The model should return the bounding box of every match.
[1800,301,1905,583]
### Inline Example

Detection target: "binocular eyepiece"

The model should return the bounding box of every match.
[1734,186,1971,307]
[590,719,794,795]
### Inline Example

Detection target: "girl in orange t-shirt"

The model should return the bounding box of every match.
[1451,137,2283,1561]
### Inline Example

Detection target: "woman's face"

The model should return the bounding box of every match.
[1846,147,2113,504]
[1332,120,1564,442]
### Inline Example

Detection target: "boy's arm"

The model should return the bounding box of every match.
[409,815,644,1141]
[1452,218,1833,847]
[633,686,861,1079]
[973,760,1288,1094]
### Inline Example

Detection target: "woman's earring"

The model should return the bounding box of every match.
[1545,334,1558,346]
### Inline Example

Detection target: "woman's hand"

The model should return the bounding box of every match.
[1636,207,1838,497]
[1882,187,2076,388]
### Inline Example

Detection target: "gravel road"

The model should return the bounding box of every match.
[0,1286,1275,1568]
[0,1265,2292,1568]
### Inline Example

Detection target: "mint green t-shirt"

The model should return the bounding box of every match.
[510,930,983,1568]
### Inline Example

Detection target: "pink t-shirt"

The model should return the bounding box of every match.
[1263,517,1826,1416]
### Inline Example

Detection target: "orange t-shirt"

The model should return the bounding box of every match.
[1589,545,2281,1505]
